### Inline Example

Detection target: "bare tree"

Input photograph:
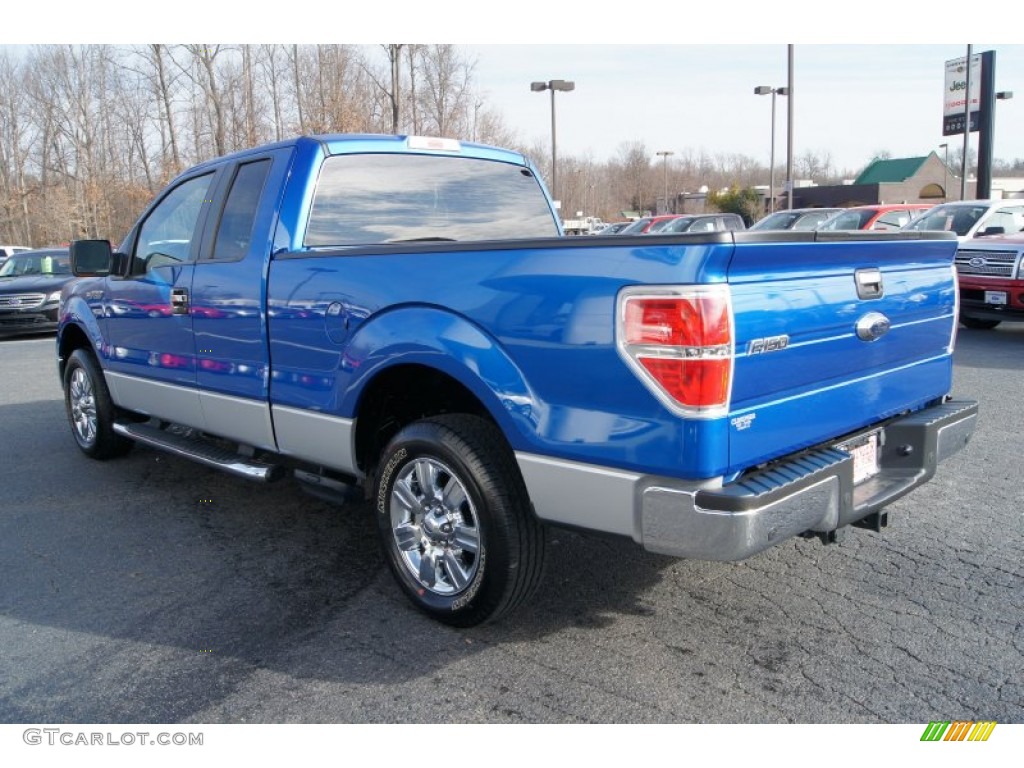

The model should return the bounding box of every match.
[613,141,653,213]
[126,44,183,178]
[0,52,33,244]
[259,44,286,141]
[177,45,229,156]
[415,45,474,138]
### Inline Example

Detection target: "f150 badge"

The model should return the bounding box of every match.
[747,335,789,354]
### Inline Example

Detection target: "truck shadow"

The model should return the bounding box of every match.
[1,399,677,721]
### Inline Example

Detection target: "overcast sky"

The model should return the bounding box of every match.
[9,3,1024,177]
[463,44,1024,176]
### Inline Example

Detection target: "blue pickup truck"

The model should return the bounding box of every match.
[58,134,977,626]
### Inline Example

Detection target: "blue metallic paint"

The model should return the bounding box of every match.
[265,234,740,478]
[57,134,963,487]
[59,278,108,360]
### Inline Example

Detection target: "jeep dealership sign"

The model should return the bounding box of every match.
[943,54,982,135]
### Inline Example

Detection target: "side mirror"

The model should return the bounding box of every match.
[70,239,114,276]
[978,226,1005,237]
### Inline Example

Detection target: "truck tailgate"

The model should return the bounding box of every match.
[726,233,958,471]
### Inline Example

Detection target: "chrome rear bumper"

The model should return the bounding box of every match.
[518,399,978,561]
[640,400,977,560]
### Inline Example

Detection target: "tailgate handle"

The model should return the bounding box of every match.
[855,268,884,300]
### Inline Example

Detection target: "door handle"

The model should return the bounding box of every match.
[171,287,190,315]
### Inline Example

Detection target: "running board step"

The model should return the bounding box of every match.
[113,421,285,482]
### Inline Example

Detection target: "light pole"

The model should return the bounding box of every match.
[754,86,788,214]
[656,151,674,214]
[939,143,949,201]
[530,79,575,206]
[960,45,973,201]
[786,44,795,211]
[991,91,1014,200]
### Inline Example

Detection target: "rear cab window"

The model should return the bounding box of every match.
[304,153,559,247]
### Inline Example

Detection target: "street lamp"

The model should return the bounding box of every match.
[656,151,674,214]
[754,85,788,214]
[530,79,575,206]
[939,143,949,201]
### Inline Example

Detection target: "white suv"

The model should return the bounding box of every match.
[902,200,1024,241]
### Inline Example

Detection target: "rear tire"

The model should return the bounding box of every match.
[63,348,133,459]
[374,414,545,627]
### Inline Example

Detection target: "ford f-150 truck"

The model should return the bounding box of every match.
[58,134,977,626]
[954,233,1024,329]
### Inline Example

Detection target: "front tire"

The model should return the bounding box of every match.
[63,348,133,459]
[374,414,545,627]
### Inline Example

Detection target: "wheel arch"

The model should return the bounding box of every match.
[57,321,96,380]
[340,306,544,475]
[57,290,107,379]
[353,362,516,477]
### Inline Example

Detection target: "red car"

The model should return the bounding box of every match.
[955,233,1024,329]
[615,215,685,235]
[817,204,932,231]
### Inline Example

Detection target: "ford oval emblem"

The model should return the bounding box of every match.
[969,257,986,268]
[856,312,891,342]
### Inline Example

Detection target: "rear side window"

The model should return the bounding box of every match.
[304,154,558,246]
[211,160,271,260]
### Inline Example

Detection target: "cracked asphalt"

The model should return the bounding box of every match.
[0,328,1021,724]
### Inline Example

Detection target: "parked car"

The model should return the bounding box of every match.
[749,208,843,231]
[902,200,1024,241]
[651,213,747,234]
[0,244,32,269]
[953,233,1024,329]
[817,204,932,232]
[596,222,631,235]
[0,247,73,336]
[615,215,684,235]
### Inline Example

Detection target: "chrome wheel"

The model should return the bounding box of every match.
[389,457,481,596]
[63,349,133,460]
[69,366,98,447]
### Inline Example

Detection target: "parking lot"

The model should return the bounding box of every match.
[0,328,1021,724]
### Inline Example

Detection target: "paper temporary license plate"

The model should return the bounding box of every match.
[985,290,1008,305]
[837,432,880,485]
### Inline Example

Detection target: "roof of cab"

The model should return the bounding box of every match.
[184,133,530,175]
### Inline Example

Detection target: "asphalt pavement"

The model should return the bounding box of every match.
[0,329,1021,725]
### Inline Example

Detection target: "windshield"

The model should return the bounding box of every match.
[617,218,651,235]
[749,211,803,231]
[661,217,697,233]
[646,217,679,233]
[904,204,988,236]
[818,210,875,231]
[0,251,71,278]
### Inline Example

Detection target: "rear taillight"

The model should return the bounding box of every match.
[617,286,734,417]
